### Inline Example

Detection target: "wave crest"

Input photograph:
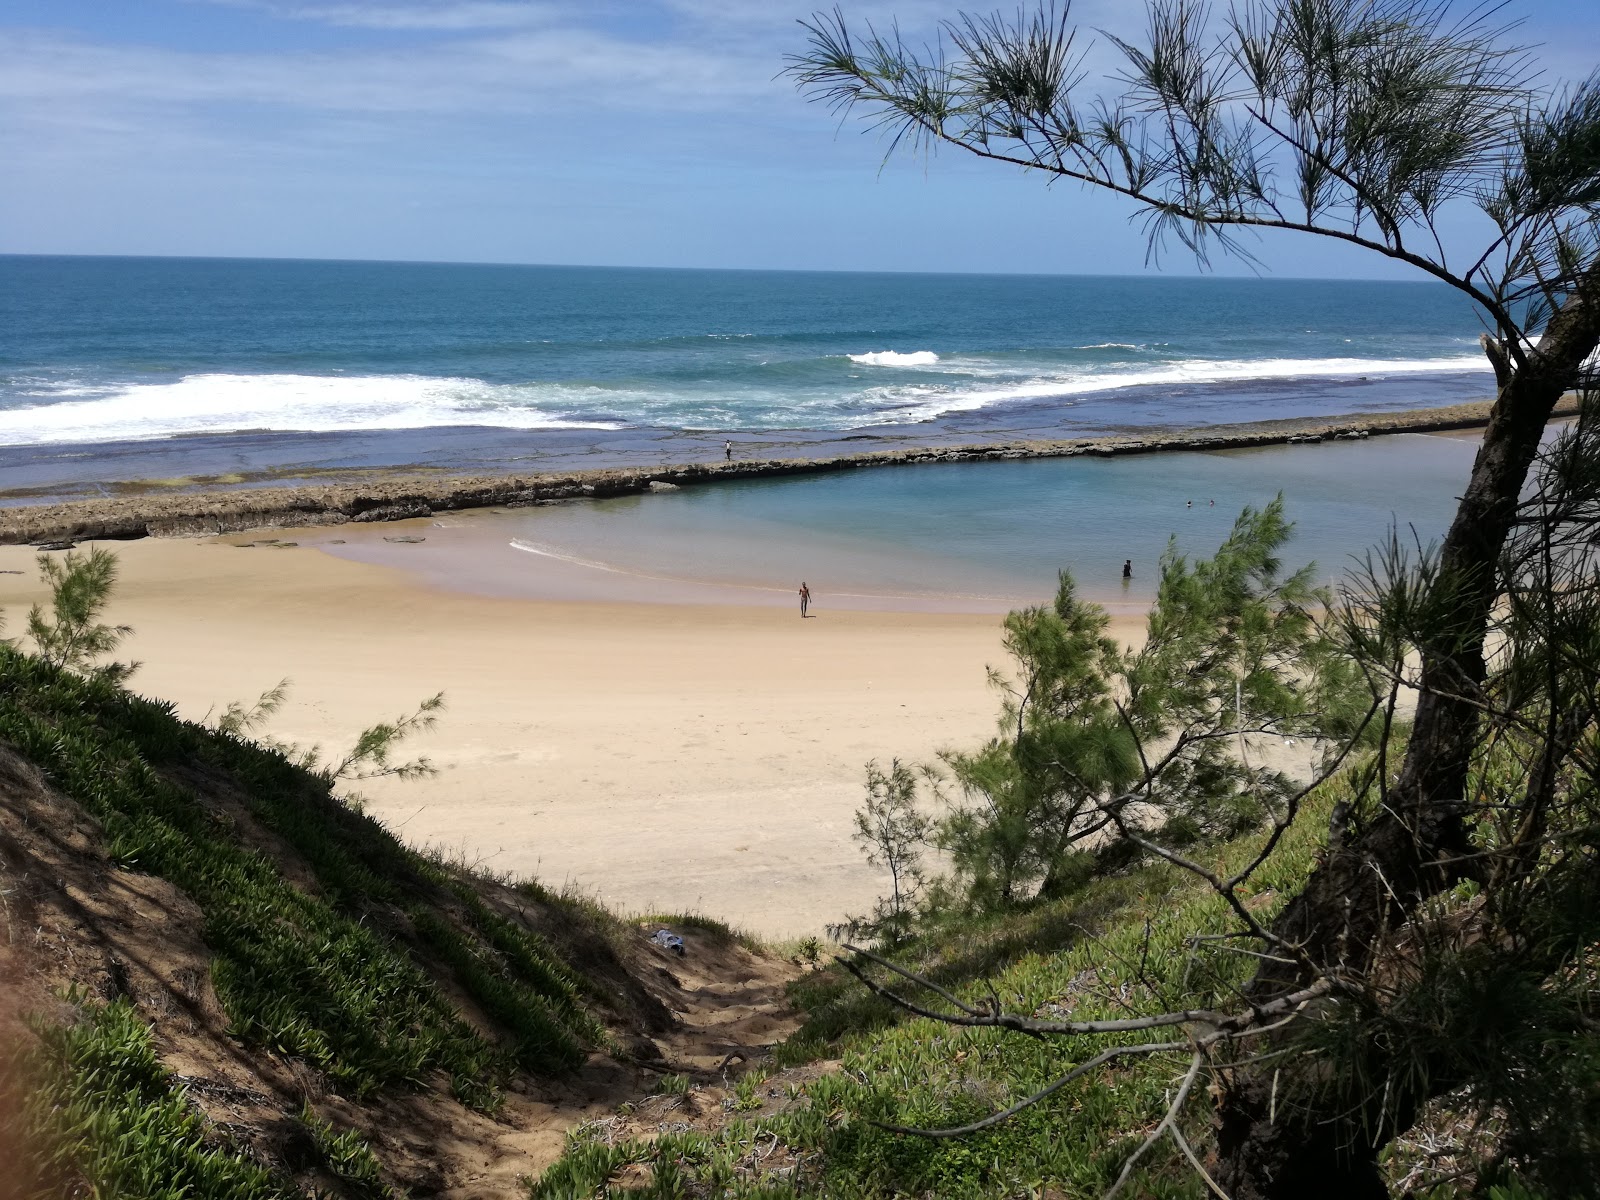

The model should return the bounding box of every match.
[0,373,625,447]
[848,350,940,367]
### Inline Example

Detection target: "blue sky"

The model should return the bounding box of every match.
[2,0,1597,278]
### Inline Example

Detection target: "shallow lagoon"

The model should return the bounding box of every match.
[324,430,1479,612]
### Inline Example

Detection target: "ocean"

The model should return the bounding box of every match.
[3,255,1496,605]
[0,255,1495,497]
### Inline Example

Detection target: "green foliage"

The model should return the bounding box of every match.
[528,1124,798,1200]
[6,995,295,1200]
[208,678,445,794]
[899,499,1355,915]
[250,690,446,786]
[0,643,597,1106]
[528,1134,642,1198]
[789,6,1600,1189]
[295,1105,392,1199]
[838,759,934,945]
[319,691,445,782]
[410,905,592,1075]
[935,570,1134,908]
[212,678,291,737]
[787,0,1596,336]
[531,779,1345,1198]
[732,1072,767,1112]
[21,547,138,684]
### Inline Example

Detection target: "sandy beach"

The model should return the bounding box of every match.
[0,416,1507,938]
[0,532,1117,938]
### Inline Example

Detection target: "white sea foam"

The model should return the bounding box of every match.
[0,373,625,446]
[0,351,1495,447]
[848,350,941,367]
[858,353,1491,425]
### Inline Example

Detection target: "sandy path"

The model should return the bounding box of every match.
[0,535,1136,938]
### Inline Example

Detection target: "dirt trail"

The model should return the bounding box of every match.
[341,927,808,1196]
[632,928,805,1072]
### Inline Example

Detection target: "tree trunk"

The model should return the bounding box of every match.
[1214,1077,1390,1200]
[1215,284,1600,1199]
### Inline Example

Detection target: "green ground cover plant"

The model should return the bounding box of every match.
[530,393,1600,1195]
[295,1103,393,1199]
[0,545,613,1133]
[4,995,293,1200]
[530,782,1345,1197]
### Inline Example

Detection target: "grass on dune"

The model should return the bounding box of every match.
[0,642,603,1129]
[2,993,403,1200]
[294,1102,393,1199]
[531,772,1346,1199]
[3,996,295,1200]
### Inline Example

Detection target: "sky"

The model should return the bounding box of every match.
[2,0,1597,278]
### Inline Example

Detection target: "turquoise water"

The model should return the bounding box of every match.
[4,256,1490,457]
[328,432,1478,611]
[0,253,1490,606]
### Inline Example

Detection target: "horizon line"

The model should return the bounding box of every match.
[0,250,1450,288]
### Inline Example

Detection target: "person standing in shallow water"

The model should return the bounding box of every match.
[1122,559,1132,581]
[799,582,811,617]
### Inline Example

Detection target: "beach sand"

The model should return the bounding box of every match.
[0,534,1143,938]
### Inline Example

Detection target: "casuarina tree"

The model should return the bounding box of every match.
[789,3,1600,1195]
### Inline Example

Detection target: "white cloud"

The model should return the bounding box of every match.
[0,23,780,118]
[188,1,569,30]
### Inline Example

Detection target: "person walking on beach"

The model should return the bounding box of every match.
[799,581,811,617]
[725,440,733,462]
[1122,559,1132,581]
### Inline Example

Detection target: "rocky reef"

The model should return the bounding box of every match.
[0,398,1568,546]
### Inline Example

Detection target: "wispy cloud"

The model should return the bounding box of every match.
[0,24,778,118]
[189,1,569,31]
[7,0,1592,269]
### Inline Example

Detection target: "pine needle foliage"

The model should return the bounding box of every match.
[786,0,1600,345]
[862,499,1359,916]
[839,759,936,945]
[19,547,138,685]
[305,692,446,784]
[211,678,291,737]
[791,7,1600,1191]
[206,680,445,788]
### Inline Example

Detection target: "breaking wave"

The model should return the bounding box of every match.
[0,352,1491,447]
[0,373,625,447]
[848,350,941,367]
